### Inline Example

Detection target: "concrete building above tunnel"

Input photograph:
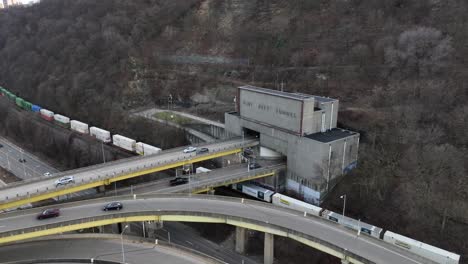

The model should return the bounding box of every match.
[225,85,359,204]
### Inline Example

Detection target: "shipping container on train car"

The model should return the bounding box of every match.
[6,92,16,101]
[39,109,54,121]
[135,142,161,155]
[112,134,136,152]
[383,231,460,264]
[53,114,70,128]
[23,101,32,111]
[272,193,323,217]
[89,127,112,143]
[70,120,89,134]
[15,97,24,108]
[31,105,42,113]
[231,182,275,202]
[321,210,383,239]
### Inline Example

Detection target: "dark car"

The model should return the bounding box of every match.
[197,147,209,154]
[0,144,3,148]
[243,148,254,155]
[170,177,189,186]
[249,163,261,170]
[18,158,26,163]
[37,208,60,220]
[103,202,123,211]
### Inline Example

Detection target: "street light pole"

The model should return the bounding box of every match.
[340,194,346,216]
[121,224,129,264]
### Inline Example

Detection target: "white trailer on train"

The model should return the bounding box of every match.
[231,182,275,202]
[321,210,383,239]
[272,193,323,217]
[70,120,89,134]
[135,142,161,156]
[383,231,460,264]
[53,114,70,127]
[112,134,136,152]
[90,127,112,143]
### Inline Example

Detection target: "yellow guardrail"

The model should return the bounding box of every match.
[192,172,276,194]
[0,148,243,211]
[0,213,365,264]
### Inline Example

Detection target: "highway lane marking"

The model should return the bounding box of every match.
[0,198,425,263]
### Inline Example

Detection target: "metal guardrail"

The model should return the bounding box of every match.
[0,194,372,264]
[172,164,286,194]
[0,140,259,205]
[0,136,257,190]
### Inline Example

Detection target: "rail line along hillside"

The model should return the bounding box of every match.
[0,86,161,156]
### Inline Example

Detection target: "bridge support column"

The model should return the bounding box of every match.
[235,226,246,254]
[96,185,105,193]
[145,221,163,238]
[264,233,274,264]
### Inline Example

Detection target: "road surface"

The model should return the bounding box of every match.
[0,136,59,180]
[134,109,217,142]
[0,195,435,264]
[0,138,257,204]
[137,108,225,128]
[0,235,222,264]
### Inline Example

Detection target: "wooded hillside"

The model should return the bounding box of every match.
[0,0,466,261]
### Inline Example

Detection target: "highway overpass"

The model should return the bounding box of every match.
[0,195,436,264]
[0,137,259,210]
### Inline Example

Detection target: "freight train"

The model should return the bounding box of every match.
[0,87,162,156]
[231,182,460,264]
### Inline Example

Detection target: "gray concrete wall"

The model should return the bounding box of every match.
[287,137,328,189]
[239,89,303,134]
[317,100,339,131]
[311,110,325,133]
[225,93,359,205]
[224,113,242,136]
[301,98,316,135]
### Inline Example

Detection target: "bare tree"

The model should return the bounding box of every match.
[385,27,453,80]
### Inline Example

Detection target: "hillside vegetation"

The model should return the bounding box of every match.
[0,0,467,262]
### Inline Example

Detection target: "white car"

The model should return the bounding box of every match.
[43,172,51,177]
[55,176,75,187]
[183,146,197,153]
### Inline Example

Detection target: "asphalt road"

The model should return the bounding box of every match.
[0,138,257,202]
[134,109,217,142]
[108,162,284,195]
[0,136,95,201]
[0,236,221,264]
[0,136,59,180]
[0,196,435,264]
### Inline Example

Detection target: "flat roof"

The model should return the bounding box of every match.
[291,92,336,103]
[306,128,357,143]
[239,85,314,101]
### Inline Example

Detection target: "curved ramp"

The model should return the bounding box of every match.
[0,195,434,264]
[1,234,222,264]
